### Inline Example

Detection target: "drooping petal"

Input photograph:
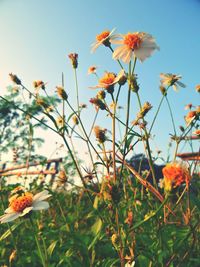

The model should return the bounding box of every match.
[19,207,33,216]
[32,201,49,210]
[5,206,14,214]
[33,190,51,202]
[0,212,20,223]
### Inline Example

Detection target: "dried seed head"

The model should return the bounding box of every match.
[56,86,68,100]
[33,80,45,90]
[93,126,107,143]
[90,97,106,110]
[68,53,78,69]
[9,73,21,85]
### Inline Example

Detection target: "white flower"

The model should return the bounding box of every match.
[160,73,186,91]
[0,190,51,223]
[91,28,118,53]
[112,32,159,63]
[90,70,126,90]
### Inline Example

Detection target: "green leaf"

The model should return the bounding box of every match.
[93,195,99,209]
[0,221,23,241]
[47,240,58,257]
[91,218,102,235]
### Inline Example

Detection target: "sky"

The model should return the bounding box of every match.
[0,0,199,164]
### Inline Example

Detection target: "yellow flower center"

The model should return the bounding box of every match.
[124,33,142,50]
[99,73,116,87]
[96,31,110,42]
[10,193,33,212]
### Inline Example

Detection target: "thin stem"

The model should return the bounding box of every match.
[111,93,117,182]
[136,91,158,190]
[149,86,170,134]
[165,95,177,136]
[74,69,80,114]
[29,218,46,267]
[109,46,123,69]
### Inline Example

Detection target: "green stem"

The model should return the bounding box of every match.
[149,86,170,134]
[29,218,46,267]
[111,93,117,182]
[165,95,177,136]
[109,46,123,69]
[136,91,158,190]
[74,69,80,114]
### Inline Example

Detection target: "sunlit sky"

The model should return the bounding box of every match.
[0,0,199,162]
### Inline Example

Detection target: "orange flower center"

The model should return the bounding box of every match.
[99,73,116,87]
[124,33,142,50]
[10,193,33,212]
[96,31,110,42]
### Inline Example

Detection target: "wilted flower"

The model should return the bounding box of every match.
[9,73,21,85]
[162,161,191,191]
[90,97,106,111]
[88,66,97,75]
[112,32,159,63]
[68,53,78,69]
[93,125,107,143]
[91,29,117,53]
[0,190,51,223]
[137,102,152,119]
[33,80,45,90]
[195,85,200,93]
[160,73,185,91]
[56,86,68,101]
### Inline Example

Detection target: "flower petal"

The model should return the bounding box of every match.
[0,212,20,223]
[5,206,14,214]
[19,207,33,217]
[33,190,51,202]
[32,201,49,210]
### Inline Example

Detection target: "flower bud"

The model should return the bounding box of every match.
[93,126,107,143]
[128,74,139,92]
[9,73,21,85]
[159,85,167,96]
[68,53,78,69]
[56,86,68,101]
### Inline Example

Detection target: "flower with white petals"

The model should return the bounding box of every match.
[91,29,118,53]
[90,70,126,91]
[160,73,185,91]
[0,190,51,223]
[112,32,159,63]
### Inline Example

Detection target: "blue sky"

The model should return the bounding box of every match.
[0,0,199,161]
